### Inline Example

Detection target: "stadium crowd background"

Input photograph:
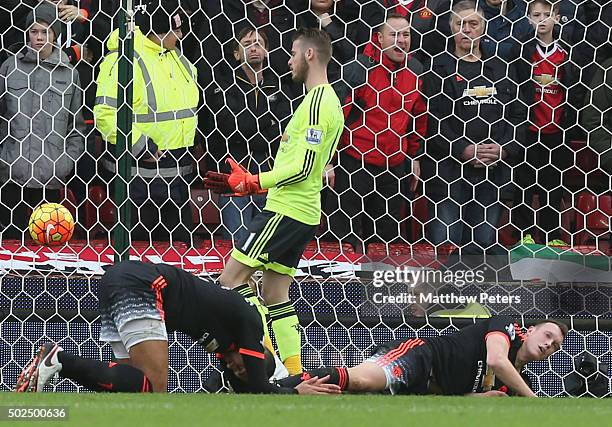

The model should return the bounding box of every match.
[0,0,610,255]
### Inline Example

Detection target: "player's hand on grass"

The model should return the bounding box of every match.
[295,375,342,395]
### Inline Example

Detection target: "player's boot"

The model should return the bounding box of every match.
[15,343,63,392]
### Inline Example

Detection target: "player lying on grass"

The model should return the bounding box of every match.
[15,261,340,395]
[276,316,567,397]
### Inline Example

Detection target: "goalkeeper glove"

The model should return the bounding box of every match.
[204,158,265,196]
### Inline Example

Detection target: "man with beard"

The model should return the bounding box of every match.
[207,26,291,244]
[205,28,344,375]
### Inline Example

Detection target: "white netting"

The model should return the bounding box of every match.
[0,0,611,395]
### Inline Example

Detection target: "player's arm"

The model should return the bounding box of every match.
[205,123,327,195]
[237,345,296,394]
[238,349,338,394]
[258,143,317,189]
[485,333,537,397]
[203,149,317,195]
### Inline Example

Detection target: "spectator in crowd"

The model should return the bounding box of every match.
[554,0,589,67]
[478,0,532,61]
[3,0,94,65]
[587,1,612,65]
[582,56,612,175]
[363,0,453,65]
[43,0,89,54]
[206,27,291,243]
[422,0,523,251]
[553,0,612,69]
[210,0,305,83]
[1,1,98,104]
[329,13,428,251]
[0,3,85,240]
[1,1,39,64]
[512,0,582,246]
[296,1,371,84]
[94,0,198,244]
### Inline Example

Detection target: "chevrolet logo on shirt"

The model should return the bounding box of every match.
[463,85,497,98]
[534,74,557,86]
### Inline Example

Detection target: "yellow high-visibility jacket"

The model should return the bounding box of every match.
[94,27,198,177]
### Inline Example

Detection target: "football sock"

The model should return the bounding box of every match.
[269,301,302,374]
[234,283,274,353]
[57,351,152,392]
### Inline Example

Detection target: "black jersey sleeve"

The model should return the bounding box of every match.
[485,316,519,346]
[234,308,297,394]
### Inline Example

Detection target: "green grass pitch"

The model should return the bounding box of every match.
[1,393,611,427]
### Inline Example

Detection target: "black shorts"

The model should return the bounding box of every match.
[366,338,433,395]
[231,210,317,277]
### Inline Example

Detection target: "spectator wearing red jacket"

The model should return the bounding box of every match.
[327,13,428,251]
[362,0,452,65]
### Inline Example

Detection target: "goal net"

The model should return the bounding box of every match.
[0,0,611,396]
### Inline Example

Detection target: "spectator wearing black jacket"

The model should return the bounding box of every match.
[206,27,291,243]
[511,0,584,246]
[207,1,305,84]
[296,0,370,85]
[581,58,611,176]
[586,1,612,65]
[478,0,532,62]
[422,0,524,251]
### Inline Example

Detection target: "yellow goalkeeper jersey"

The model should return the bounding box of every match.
[258,84,344,225]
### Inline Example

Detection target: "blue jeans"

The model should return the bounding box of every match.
[218,194,267,243]
[427,180,502,249]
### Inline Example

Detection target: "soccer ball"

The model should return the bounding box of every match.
[28,203,75,246]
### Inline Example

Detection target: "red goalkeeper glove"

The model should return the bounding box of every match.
[204,158,265,196]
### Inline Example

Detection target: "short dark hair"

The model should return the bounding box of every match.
[528,0,560,15]
[535,319,569,338]
[292,27,332,64]
[378,12,410,33]
[234,26,269,51]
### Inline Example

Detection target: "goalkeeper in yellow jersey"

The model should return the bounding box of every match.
[204,28,344,375]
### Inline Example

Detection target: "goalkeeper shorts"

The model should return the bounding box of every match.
[366,338,433,395]
[231,210,317,277]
